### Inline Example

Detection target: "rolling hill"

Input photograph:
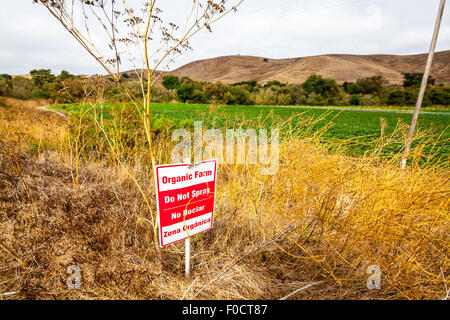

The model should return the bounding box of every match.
[148,50,450,85]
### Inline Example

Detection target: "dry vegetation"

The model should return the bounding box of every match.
[0,98,449,300]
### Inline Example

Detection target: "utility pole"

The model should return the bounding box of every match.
[401,0,446,168]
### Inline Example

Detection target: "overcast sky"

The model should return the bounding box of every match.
[1,0,449,75]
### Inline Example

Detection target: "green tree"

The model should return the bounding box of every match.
[403,72,435,88]
[302,75,327,96]
[343,81,361,94]
[276,93,293,105]
[403,88,417,105]
[387,90,405,105]
[301,75,341,105]
[302,75,339,97]
[356,76,385,94]
[263,80,286,89]
[288,84,306,105]
[204,82,227,101]
[30,69,55,87]
[324,78,339,96]
[430,85,450,105]
[162,75,180,90]
[176,84,194,102]
[0,74,12,96]
[229,85,254,105]
[223,91,236,105]
[192,89,208,103]
[0,74,12,80]
[307,94,327,106]
[56,70,75,81]
[349,95,361,106]
[180,76,195,86]
[232,81,259,92]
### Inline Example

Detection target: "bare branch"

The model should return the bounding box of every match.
[278,281,324,300]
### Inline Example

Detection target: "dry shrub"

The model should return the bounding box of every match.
[0,100,448,300]
[214,138,449,299]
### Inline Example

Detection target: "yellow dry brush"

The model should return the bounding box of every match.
[217,137,449,299]
[78,103,450,299]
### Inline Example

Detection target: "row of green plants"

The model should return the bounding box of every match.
[1,69,450,107]
[51,100,449,167]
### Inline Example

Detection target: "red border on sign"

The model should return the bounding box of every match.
[154,159,217,247]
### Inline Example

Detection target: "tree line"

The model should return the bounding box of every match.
[1,69,449,107]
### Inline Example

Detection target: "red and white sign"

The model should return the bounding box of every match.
[154,160,217,247]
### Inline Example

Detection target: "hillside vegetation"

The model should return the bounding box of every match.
[2,68,450,108]
[161,51,450,85]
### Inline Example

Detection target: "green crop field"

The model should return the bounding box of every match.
[51,102,450,164]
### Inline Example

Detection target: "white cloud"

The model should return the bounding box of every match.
[0,0,449,75]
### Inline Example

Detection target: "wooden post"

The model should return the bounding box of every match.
[401,0,446,168]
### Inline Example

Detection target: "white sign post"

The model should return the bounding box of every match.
[154,159,217,276]
[184,158,191,278]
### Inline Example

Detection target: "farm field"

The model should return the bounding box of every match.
[51,102,450,134]
[51,102,450,163]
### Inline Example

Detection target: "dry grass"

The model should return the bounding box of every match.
[0,97,66,153]
[0,98,448,300]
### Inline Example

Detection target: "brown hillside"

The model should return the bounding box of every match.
[157,50,450,85]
